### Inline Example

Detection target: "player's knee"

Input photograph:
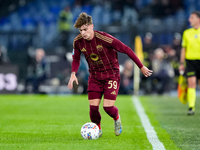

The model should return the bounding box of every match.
[188,82,196,88]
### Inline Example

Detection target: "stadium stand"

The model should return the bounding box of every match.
[0,0,199,94]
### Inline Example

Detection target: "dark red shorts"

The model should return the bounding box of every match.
[87,76,120,100]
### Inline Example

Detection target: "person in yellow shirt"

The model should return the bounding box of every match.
[179,11,200,115]
[58,6,73,52]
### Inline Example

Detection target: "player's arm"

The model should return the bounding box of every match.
[110,36,153,77]
[179,47,186,74]
[67,44,80,89]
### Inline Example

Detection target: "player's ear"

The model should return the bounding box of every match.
[91,24,94,29]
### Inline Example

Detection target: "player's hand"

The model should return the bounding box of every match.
[140,66,153,77]
[67,73,79,89]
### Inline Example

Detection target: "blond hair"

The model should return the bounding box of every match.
[74,12,93,28]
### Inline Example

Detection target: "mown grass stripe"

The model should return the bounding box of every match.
[132,96,165,150]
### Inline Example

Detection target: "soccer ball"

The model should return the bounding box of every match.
[81,122,99,140]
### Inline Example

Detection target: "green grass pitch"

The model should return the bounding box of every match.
[0,94,200,150]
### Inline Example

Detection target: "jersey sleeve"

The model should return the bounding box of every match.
[71,40,81,73]
[181,31,187,48]
[110,35,143,68]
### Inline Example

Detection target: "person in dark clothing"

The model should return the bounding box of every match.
[24,48,50,93]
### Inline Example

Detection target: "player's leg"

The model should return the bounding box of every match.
[87,77,104,137]
[186,60,197,115]
[103,77,122,136]
[103,99,118,119]
[103,99,122,136]
[187,76,196,115]
[88,92,103,137]
[103,78,120,120]
[88,92,102,129]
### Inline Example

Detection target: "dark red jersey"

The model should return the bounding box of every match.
[72,30,143,79]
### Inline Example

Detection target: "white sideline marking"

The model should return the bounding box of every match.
[132,96,166,150]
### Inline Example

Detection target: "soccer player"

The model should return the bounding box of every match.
[67,12,153,136]
[179,11,200,115]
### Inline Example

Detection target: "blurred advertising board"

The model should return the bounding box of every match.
[0,65,18,93]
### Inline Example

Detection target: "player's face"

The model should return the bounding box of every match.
[188,14,200,28]
[79,24,94,40]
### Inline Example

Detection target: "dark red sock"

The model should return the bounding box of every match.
[97,123,101,129]
[103,106,118,119]
[90,105,101,127]
[114,115,119,121]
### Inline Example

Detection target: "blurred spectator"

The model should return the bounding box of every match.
[160,34,180,80]
[143,32,158,69]
[161,44,176,61]
[101,0,112,25]
[124,0,137,9]
[171,32,182,86]
[82,0,93,15]
[161,0,174,16]
[72,0,83,23]
[151,48,174,94]
[140,33,158,94]
[111,0,123,25]
[151,0,174,19]
[73,56,89,94]
[23,48,50,94]
[0,45,9,65]
[119,59,134,94]
[121,5,138,26]
[58,6,73,52]
[168,0,183,12]
[172,32,182,61]
[141,0,174,19]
